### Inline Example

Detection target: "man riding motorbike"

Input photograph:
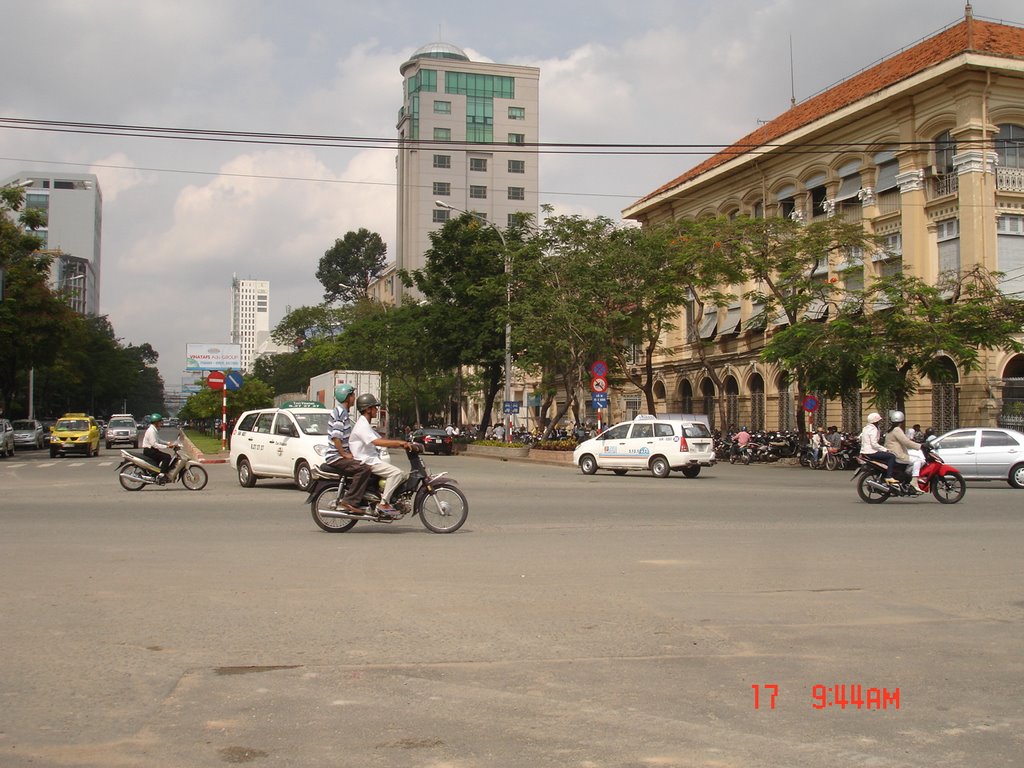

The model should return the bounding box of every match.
[348,393,418,518]
[142,413,178,480]
[324,384,375,515]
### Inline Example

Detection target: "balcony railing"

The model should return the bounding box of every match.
[997,166,1024,192]
[929,173,959,199]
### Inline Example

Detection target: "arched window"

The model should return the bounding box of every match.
[934,130,957,174]
[1000,354,1024,430]
[724,376,739,430]
[930,357,960,434]
[933,130,958,197]
[777,373,795,432]
[680,380,693,414]
[996,124,1024,168]
[749,374,765,431]
[701,379,716,431]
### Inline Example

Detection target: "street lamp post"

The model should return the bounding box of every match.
[435,201,512,441]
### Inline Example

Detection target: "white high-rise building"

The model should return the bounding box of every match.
[394,42,539,301]
[230,276,270,373]
[3,171,102,315]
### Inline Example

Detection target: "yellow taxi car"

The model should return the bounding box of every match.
[49,413,101,458]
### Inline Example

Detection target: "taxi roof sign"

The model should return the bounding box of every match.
[279,401,327,410]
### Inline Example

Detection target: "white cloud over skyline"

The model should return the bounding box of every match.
[1,0,1019,392]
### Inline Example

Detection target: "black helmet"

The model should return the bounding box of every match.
[356,393,380,412]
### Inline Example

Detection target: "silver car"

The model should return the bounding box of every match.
[929,427,1024,488]
[12,419,45,449]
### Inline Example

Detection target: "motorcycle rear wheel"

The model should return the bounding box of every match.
[311,485,359,532]
[931,472,966,504]
[856,472,889,504]
[181,465,209,491]
[418,486,468,533]
[119,465,147,491]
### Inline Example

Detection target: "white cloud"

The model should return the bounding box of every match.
[2,0,1021,388]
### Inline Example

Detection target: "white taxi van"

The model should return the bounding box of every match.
[573,414,716,478]
[230,401,333,491]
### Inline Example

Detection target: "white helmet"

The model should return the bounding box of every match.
[888,410,905,423]
[867,412,882,424]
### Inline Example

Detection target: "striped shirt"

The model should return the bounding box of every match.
[324,405,354,462]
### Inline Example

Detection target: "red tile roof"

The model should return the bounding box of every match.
[629,15,1024,212]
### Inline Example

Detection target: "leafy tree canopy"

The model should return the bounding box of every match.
[316,228,387,304]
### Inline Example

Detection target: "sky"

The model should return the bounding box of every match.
[2,0,1021,394]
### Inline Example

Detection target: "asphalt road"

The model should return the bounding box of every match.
[1,448,1022,767]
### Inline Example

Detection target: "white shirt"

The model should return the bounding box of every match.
[859,423,885,454]
[349,415,382,466]
[142,424,169,451]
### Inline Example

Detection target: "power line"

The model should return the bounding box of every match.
[2,116,1017,156]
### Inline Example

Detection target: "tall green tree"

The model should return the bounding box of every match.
[765,266,1024,413]
[404,214,512,432]
[513,215,618,432]
[334,300,450,426]
[0,187,72,415]
[732,215,874,437]
[316,228,387,304]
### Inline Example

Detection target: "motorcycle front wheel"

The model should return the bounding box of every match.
[856,472,889,504]
[418,486,468,533]
[181,465,209,491]
[311,486,359,532]
[119,465,147,491]
[932,472,966,504]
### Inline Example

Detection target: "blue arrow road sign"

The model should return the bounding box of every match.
[225,371,244,392]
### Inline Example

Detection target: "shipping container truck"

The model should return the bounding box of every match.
[308,370,382,412]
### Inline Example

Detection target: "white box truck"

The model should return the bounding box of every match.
[309,370,382,411]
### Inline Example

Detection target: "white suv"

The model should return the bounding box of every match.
[230,402,333,491]
[573,415,716,478]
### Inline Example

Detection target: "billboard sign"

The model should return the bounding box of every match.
[186,343,242,372]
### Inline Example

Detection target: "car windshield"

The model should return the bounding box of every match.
[292,412,331,435]
[12,421,35,430]
[109,419,135,429]
[684,424,713,438]
[57,420,89,431]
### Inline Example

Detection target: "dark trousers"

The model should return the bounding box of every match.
[327,456,374,505]
[144,447,172,473]
[864,450,896,478]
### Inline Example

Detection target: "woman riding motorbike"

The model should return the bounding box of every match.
[884,410,924,494]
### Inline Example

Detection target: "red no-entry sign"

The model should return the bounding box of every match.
[207,371,226,390]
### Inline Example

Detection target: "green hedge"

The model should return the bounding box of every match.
[532,439,577,452]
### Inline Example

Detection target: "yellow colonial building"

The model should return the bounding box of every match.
[622,7,1024,435]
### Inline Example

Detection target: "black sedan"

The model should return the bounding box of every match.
[411,428,454,455]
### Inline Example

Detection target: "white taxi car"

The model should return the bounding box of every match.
[573,414,716,478]
[230,402,333,491]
